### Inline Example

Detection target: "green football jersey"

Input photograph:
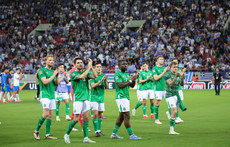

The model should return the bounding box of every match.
[38,68,56,99]
[152,66,166,91]
[90,73,105,103]
[164,71,181,98]
[137,71,143,91]
[71,70,92,102]
[139,70,153,91]
[114,71,131,100]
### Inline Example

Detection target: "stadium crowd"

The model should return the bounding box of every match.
[0,0,230,74]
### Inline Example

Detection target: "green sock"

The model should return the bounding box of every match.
[35,116,45,131]
[83,121,89,138]
[98,119,102,131]
[112,125,120,134]
[66,120,77,135]
[150,104,154,114]
[176,111,179,118]
[56,104,60,117]
[177,93,186,111]
[65,102,70,115]
[126,127,134,136]
[168,109,171,115]
[93,117,98,132]
[170,118,175,127]
[45,119,51,135]
[142,105,147,115]
[134,102,142,110]
[154,105,159,120]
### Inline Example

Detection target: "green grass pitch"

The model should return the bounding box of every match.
[0,89,230,147]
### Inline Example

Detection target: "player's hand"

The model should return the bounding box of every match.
[151,77,154,81]
[88,58,93,69]
[147,74,152,80]
[104,75,108,81]
[53,69,58,76]
[132,72,139,81]
[176,71,180,77]
[164,66,170,72]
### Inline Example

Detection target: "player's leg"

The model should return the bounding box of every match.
[122,99,141,140]
[33,98,50,140]
[55,101,61,121]
[45,99,57,139]
[63,93,70,120]
[149,90,155,119]
[132,90,142,116]
[64,101,82,143]
[217,82,220,95]
[16,89,20,102]
[175,90,184,123]
[82,101,96,143]
[214,83,218,95]
[91,102,100,136]
[154,91,163,124]
[12,88,17,102]
[0,90,3,102]
[141,91,148,119]
[98,109,105,136]
[111,99,125,139]
[167,96,179,135]
[3,91,8,103]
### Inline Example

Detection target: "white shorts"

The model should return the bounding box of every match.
[155,91,166,100]
[55,92,69,101]
[142,90,155,100]
[166,96,178,109]
[116,99,130,112]
[40,98,56,110]
[137,90,142,101]
[91,102,105,112]
[178,90,184,101]
[73,100,90,114]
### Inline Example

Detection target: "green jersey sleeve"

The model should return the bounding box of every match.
[38,68,46,79]
[114,73,122,83]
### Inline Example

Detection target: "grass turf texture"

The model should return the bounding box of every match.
[0,89,230,147]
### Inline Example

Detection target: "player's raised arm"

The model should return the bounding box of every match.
[139,73,151,84]
[40,69,58,85]
[88,58,97,79]
[104,75,109,89]
[154,66,169,81]
[166,72,180,87]
[91,76,105,88]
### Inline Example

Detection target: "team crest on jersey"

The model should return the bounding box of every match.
[153,70,155,72]
[72,73,75,76]
[115,76,119,80]
[40,71,43,74]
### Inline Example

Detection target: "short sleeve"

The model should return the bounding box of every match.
[71,72,80,81]
[152,67,157,75]
[114,73,122,83]
[38,69,46,79]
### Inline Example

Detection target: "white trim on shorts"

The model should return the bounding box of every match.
[116,99,130,112]
[91,102,105,112]
[155,91,166,100]
[166,96,178,109]
[73,100,90,114]
[40,98,56,110]
[55,92,69,101]
[142,90,155,100]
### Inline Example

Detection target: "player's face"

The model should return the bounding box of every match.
[145,64,149,71]
[16,70,20,74]
[75,60,83,70]
[157,57,164,65]
[5,69,9,73]
[120,61,127,71]
[46,57,54,67]
[58,65,64,73]
[171,64,178,73]
[10,70,14,74]
[95,64,102,74]
[216,69,219,73]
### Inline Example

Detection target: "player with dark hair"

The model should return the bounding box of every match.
[110,59,141,140]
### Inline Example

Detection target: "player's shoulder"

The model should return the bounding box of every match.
[114,71,121,76]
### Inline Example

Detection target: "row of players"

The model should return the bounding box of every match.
[0,68,24,103]
[32,55,186,143]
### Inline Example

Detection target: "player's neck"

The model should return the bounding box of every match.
[120,70,126,73]
[45,65,52,70]
[97,72,101,75]
[157,64,163,67]
[76,68,82,72]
